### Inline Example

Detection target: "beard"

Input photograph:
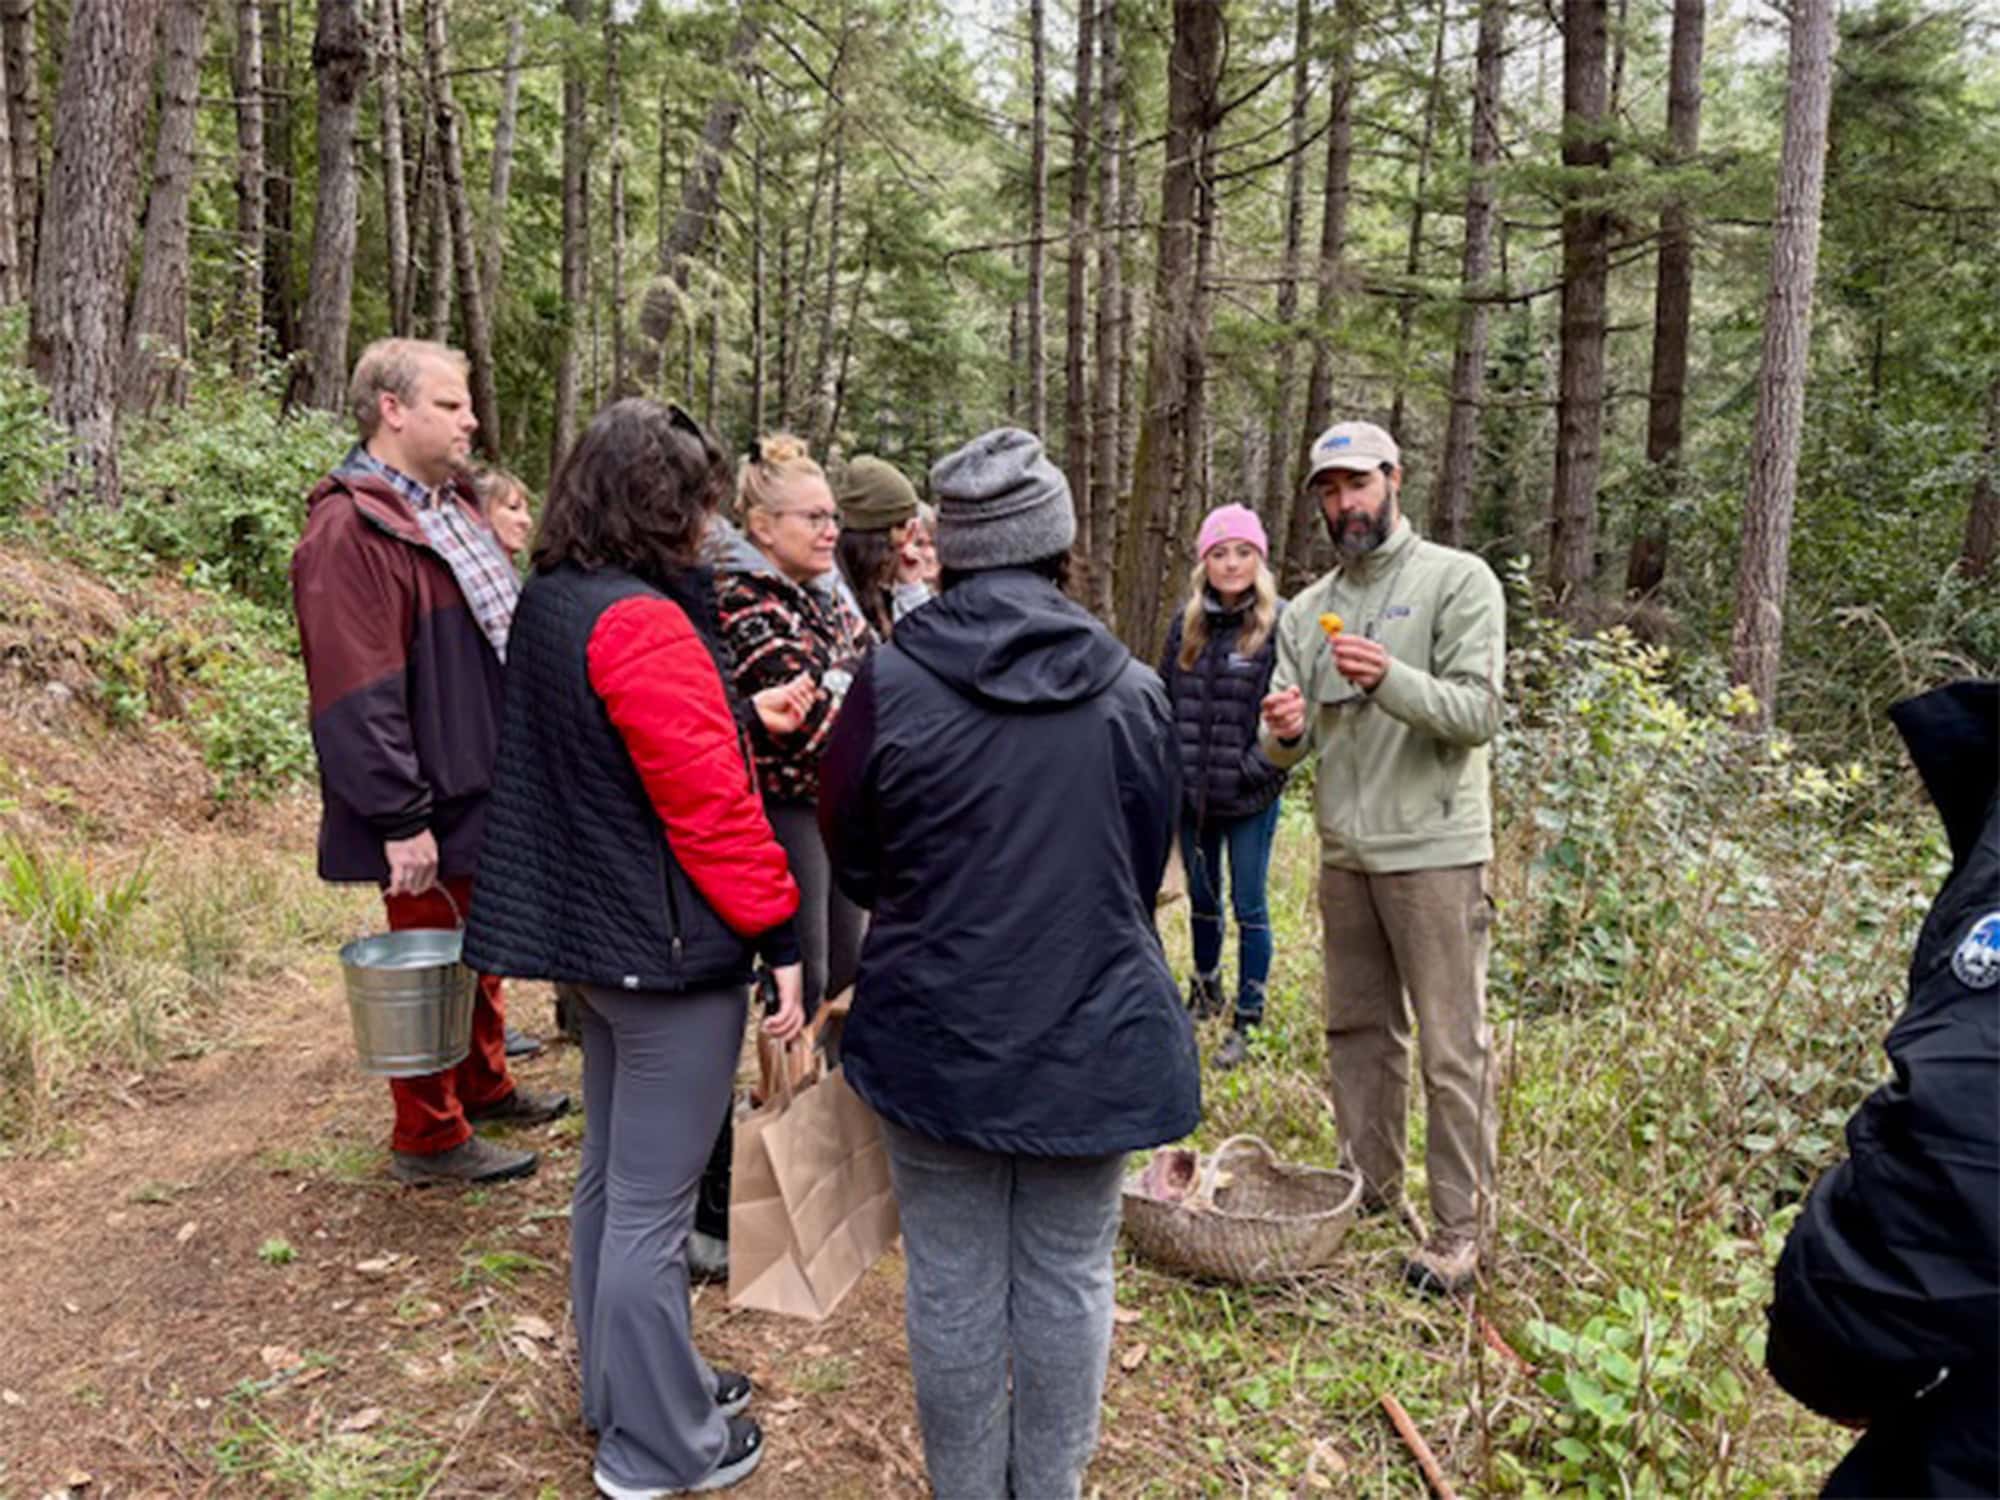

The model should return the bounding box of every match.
[1332,502,1393,560]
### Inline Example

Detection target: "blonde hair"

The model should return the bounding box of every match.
[1176,558,1279,671]
[349,338,468,439]
[468,464,529,516]
[736,432,826,522]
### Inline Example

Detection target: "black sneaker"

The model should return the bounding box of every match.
[390,1135,538,1186]
[1213,1028,1251,1071]
[688,1229,729,1284]
[466,1086,571,1128]
[713,1368,751,1417]
[1186,972,1224,1020]
[595,1417,764,1497]
[504,1025,544,1059]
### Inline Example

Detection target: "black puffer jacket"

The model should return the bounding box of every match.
[1160,590,1289,824]
[817,569,1201,1157]
[1765,679,1998,1498]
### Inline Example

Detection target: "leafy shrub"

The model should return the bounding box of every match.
[0,308,69,520]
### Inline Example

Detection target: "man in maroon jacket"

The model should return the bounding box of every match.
[292,339,568,1186]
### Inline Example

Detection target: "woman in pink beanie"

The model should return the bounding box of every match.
[1159,502,1291,1070]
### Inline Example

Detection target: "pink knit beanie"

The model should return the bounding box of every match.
[1196,503,1268,560]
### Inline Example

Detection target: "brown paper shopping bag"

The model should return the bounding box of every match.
[729,1006,899,1321]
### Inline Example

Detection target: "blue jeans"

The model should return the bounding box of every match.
[1180,799,1281,1027]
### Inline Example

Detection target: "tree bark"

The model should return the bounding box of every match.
[1961,375,2000,579]
[639,12,758,353]
[0,27,17,303]
[377,0,410,335]
[1728,0,1835,726]
[230,0,265,369]
[124,0,212,413]
[750,133,766,434]
[552,0,589,472]
[1,0,38,288]
[1433,0,1507,549]
[300,0,368,413]
[424,121,453,341]
[1548,0,1611,615]
[480,3,524,320]
[1026,0,1048,434]
[1389,0,1448,444]
[810,99,849,445]
[606,11,628,397]
[262,0,297,357]
[1115,0,1222,655]
[1626,0,1706,597]
[1285,17,1356,592]
[424,0,499,457]
[29,0,165,508]
[1261,0,1312,570]
[1062,0,1094,539]
[1089,0,1122,622]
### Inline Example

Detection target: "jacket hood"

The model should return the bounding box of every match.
[892,569,1132,709]
[1891,679,1999,872]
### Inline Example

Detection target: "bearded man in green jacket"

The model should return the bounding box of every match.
[1260,420,1506,1296]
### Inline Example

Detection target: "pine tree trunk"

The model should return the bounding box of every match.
[230,0,266,370]
[377,0,409,334]
[1433,0,1507,549]
[1389,0,1447,444]
[750,135,766,433]
[1262,0,1311,572]
[0,30,17,304]
[262,0,297,357]
[1183,131,1219,524]
[1061,0,1094,539]
[1026,0,1048,435]
[29,0,165,509]
[124,0,212,413]
[300,0,367,412]
[1728,0,1835,726]
[1549,0,1611,615]
[2,0,38,287]
[425,126,454,340]
[552,0,589,471]
[1115,0,1221,655]
[424,0,498,457]
[606,12,628,397]
[776,220,792,427]
[810,121,847,444]
[1089,0,1122,623]
[1626,0,1705,597]
[1961,374,2000,579]
[1285,19,1355,592]
[480,3,523,319]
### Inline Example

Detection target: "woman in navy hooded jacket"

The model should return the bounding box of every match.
[818,428,1200,1500]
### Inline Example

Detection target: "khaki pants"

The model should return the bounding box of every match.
[1319,864,1497,1239]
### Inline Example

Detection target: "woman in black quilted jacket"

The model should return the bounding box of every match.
[1160,503,1290,1069]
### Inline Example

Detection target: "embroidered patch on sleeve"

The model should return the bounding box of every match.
[1952,911,2000,990]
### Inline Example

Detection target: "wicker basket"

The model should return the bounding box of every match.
[1121,1134,1362,1284]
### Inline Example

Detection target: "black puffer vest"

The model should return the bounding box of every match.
[1160,591,1289,824]
[464,563,760,993]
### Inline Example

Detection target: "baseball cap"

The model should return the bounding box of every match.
[1305,421,1400,481]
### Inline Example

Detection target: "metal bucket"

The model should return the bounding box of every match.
[339,926,476,1077]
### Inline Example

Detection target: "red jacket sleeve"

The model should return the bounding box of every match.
[586,595,800,943]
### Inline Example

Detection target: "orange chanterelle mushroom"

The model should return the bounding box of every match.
[1318,612,1344,638]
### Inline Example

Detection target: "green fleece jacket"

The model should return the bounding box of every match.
[1259,519,1505,872]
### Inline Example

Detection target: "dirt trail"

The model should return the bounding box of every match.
[0,961,925,1499]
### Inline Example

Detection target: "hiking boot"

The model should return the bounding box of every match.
[503,1025,544,1059]
[1402,1233,1479,1297]
[391,1135,539,1186]
[1185,971,1224,1020]
[713,1368,752,1417]
[466,1086,571,1128]
[688,1229,729,1284]
[1213,1027,1251,1071]
[594,1416,764,1497]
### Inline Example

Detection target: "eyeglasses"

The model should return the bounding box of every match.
[775,508,840,533]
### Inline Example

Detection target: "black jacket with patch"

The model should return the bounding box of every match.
[1765,679,1999,1498]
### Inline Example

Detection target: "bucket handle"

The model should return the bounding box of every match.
[1192,1133,1276,1211]
[354,879,465,941]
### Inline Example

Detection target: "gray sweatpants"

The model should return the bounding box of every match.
[767,800,865,1013]
[573,982,746,1491]
[882,1118,1127,1500]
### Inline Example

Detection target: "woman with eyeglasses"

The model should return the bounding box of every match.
[463,399,805,1497]
[714,433,876,1027]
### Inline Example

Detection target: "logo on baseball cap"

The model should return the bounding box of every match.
[1306,421,1400,481]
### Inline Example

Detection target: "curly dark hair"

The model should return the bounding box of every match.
[532,400,730,583]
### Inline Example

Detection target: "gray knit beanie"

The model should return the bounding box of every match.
[929,427,1076,572]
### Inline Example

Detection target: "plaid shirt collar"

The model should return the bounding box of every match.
[347,446,442,511]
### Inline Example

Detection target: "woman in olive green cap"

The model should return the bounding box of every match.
[834,456,931,637]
